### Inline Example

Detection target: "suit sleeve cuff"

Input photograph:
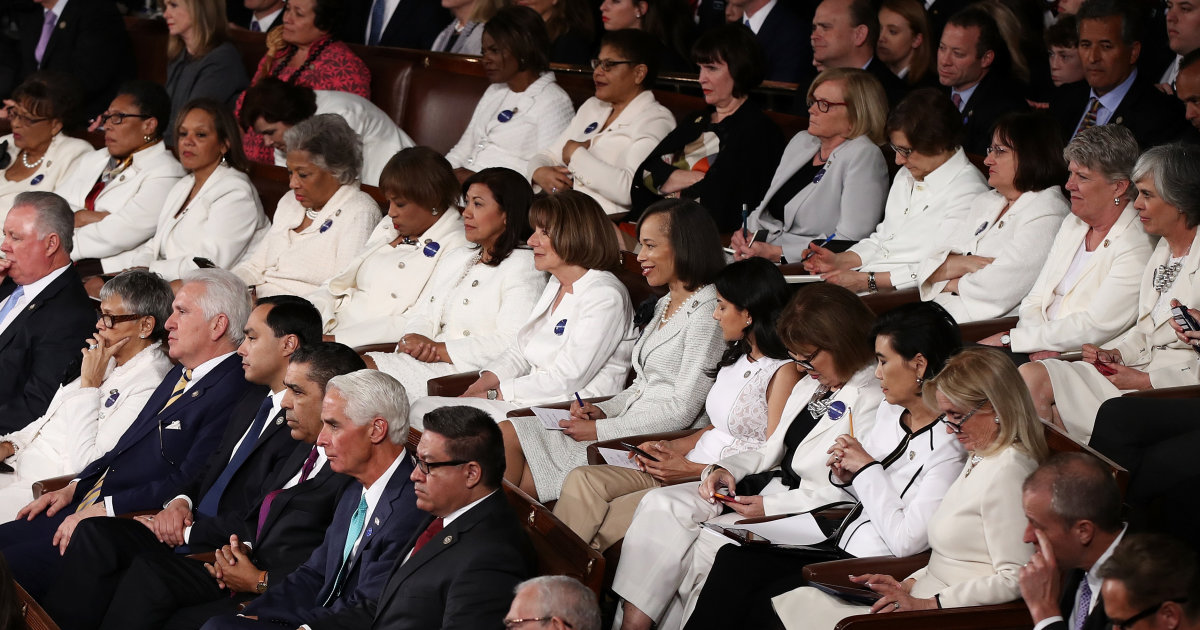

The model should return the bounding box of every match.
[1033,616,1063,630]
[166,494,193,510]
[104,496,115,517]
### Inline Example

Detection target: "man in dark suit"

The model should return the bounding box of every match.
[200,369,429,629]
[937,6,1029,155]
[232,0,283,33]
[728,0,815,86]
[0,268,257,598]
[1174,49,1200,144]
[1098,534,1200,630]
[1019,453,1126,630]
[1048,0,1186,148]
[0,192,95,434]
[810,0,907,105]
[40,297,325,630]
[0,0,133,118]
[337,0,449,49]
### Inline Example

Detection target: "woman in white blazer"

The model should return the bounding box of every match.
[0,271,174,522]
[63,82,187,272]
[445,8,575,180]
[804,89,989,294]
[733,69,889,264]
[978,125,1155,358]
[501,200,729,502]
[365,168,547,403]
[612,283,884,630]
[1022,144,1200,443]
[117,101,269,281]
[770,348,1049,630]
[307,147,470,349]
[0,75,92,225]
[233,115,382,298]
[683,302,968,630]
[528,30,675,218]
[408,191,638,424]
[915,114,1070,323]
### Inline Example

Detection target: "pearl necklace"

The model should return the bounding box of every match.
[20,150,44,169]
[660,287,701,323]
[305,208,320,220]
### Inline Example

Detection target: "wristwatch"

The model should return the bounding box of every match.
[486,389,499,400]
[1000,332,1012,347]
[867,272,878,294]
[255,571,268,594]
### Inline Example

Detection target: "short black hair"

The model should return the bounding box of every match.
[238,77,319,129]
[709,258,791,375]
[887,87,963,153]
[11,71,82,130]
[289,341,366,392]
[1023,452,1123,533]
[848,0,881,54]
[483,5,551,75]
[422,406,506,489]
[116,80,172,141]
[870,301,962,381]
[601,29,661,88]
[636,199,726,292]
[691,24,766,98]
[256,295,322,347]
[992,112,1069,193]
[1100,534,1200,618]
[1045,14,1078,48]
[1076,0,1144,45]
[463,167,533,267]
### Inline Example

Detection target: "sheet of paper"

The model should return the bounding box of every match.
[530,406,569,431]
[784,275,824,284]
[740,513,828,546]
[596,447,640,470]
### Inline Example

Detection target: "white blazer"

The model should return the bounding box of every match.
[308,209,469,348]
[528,91,676,216]
[64,142,187,263]
[270,91,414,187]
[489,268,638,404]
[707,366,884,516]
[445,73,575,177]
[1010,203,1157,352]
[119,166,269,280]
[848,149,989,290]
[749,133,889,261]
[0,133,92,225]
[402,246,548,369]
[917,187,1070,322]
[233,184,382,297]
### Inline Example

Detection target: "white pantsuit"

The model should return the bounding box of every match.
[117,165,269,280]
[1009,204,1156,353]
[0,133,92,225]
[233,184,382,297]
[917,187,1070,322]
[63,142,187,267]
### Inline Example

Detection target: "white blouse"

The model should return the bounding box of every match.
[688,354,790,463]
[0,133,92,225]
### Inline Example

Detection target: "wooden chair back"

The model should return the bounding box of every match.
[16,580,60,630]
[501,481,606,596]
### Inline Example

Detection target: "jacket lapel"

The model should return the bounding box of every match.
[0,268,80,353]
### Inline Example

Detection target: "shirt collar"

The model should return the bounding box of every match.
[361,447,407,519]
[11,263,70,304]
[743,0,777,33]
[952,82,981,111]
[920,147,970,191]
[1090,68,1138,112]
[444,489,496,527]
[185,351,237,388]
[47,0,68,20]
[1086,525,1127,589]
[253,7,282,29]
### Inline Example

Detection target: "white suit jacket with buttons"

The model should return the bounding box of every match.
[849,149,989,290]
[749,133,888,262]
[118,165,269,280]
[917,187,1070,322]
[270,91,414,187]
[445,73,575,177]
[233,184,382,297]
[308,209,468,348]
[489,268,638,404]
[1010,203,1156,352]
[705,366,883,517]
[403,246,548,370]
[0,133,92,225]
[65,142,187,262]
[528,91,676,216]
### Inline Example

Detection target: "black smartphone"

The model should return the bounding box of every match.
[748,228,768,246]
[0,461,13,474]
[619,441,660,462]
[1172,303,1200,332]
[193,257,217,269]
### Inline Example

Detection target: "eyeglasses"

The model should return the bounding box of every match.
[411,454,468,475]
[1109,599,1187,630]
[93,111,153,127]
[504,617,573,629]
[985,145,1010,156]
[4,106,49,126]
[941,400,988,434]
[791,348,822,372]
[590,59,635,71]
[806,98,848,113]
[97,313,144,328]
[889,143,915,158]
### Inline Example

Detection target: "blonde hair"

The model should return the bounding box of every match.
[923,347,1048,460]
[807,68,888,145]
[166,0,230,60]
[470,0,503,23]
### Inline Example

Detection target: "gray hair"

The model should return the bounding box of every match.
[1132,143,1200,229]
[283,113,362,185]
[1062,125,1139,194]
[1022,452,1122,533]
[325,369,409,444]
[513,576,601,630]
[11,191,74,254]
[178,268,252,345]
[98,270,175,342]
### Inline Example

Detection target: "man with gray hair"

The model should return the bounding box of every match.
[0,191,95,432]
[1018,452,1126,630]
[505,576,602,630]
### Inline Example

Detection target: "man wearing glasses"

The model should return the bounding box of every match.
[1098,533,1199,630]
[504,576,601,630]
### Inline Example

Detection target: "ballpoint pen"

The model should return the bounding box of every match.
[800,232,837,263]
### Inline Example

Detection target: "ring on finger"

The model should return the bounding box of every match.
[88,344,98,350]
[893,602,900,610]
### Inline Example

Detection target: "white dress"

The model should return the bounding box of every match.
[0,133,92,225]
[689,355,791,462]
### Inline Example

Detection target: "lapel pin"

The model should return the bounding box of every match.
[422,241,440,258]
[27,303,37,311]
[1103,239,1111,248]
[191,390,200,398]
[374,517,380,526]
[442,535,453,544]
[584,122,599,133]
[58,20,66,29]
[554,319,567,335]
[1115,116,1124,124]
[827,401,848,421]
[30,174,44,185]
[320,219,333,233]
[119,175,125,182]
[335,209,342,216]
[275,415,284,425]
[105,390,119,407]
[365,527,373,537]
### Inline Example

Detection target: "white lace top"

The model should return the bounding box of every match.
[687,354,790,463]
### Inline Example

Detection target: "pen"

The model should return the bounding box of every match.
[800,232,837,263]
[741,204,749,241]
[848,409,854,438]
[575,392,588,419]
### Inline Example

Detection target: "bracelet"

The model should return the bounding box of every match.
[867,272,878,293]
[934,594,942,608]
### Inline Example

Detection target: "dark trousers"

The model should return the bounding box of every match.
[102,551,253,630]
[201,613,292,629]
[0,505,73,598]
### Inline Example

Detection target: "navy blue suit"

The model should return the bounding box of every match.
[0,353,251,598]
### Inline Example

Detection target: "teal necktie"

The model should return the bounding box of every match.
[342,494,368,563]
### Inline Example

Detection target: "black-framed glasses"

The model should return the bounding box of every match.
[985,145,1010,156]
[411,454,468,475]
[1110,598,1187,630]
[791,348,822,371]
[590,58,634,71]
[4,106,49,126]
[93,111,152,127]
[504,617,573,629]
[806,98,848,113]
[942,400,988,434]
[889,143,915,158]
[97,313,144,328]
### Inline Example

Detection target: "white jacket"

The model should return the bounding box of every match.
[0,133,92,225]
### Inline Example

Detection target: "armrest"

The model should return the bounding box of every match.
[426,371,480,397]
[32,474,76,498]
[860,289,920,317]
[1122,385,1200,399]
[586,429,702,466]
[802,552,932,589]
[506,396,614,418]
[353,343,395,355]
[959,317,1019,343]
[836,602,1030,630]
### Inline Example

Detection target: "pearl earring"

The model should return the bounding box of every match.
[143,134,153,142]
[431,208,440,216]
[1113,197,1120,206]
[916,377,924,385]
[635,10,642,17]
[994,416,1001,424]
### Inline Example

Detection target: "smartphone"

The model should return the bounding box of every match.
[723,527,771,545]
[1172,303,1200,332]
[748,228,768,246]
[713,491,736,503]
[1094,361,1118,376]
[619,441,660,462]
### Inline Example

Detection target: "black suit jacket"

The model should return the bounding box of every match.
[756,1,816,86]
[317,490,535,630]
[867,56,909,107]
[337,0,450,49]
[1047,569,1107,630]
[0,268,95,433]
[1049,75,1187,148]
[952,71,1030,155]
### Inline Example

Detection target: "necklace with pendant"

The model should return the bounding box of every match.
[964,453,984,477]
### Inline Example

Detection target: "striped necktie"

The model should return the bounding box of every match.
[161,369,193,412]
[1075,97,1102,136]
